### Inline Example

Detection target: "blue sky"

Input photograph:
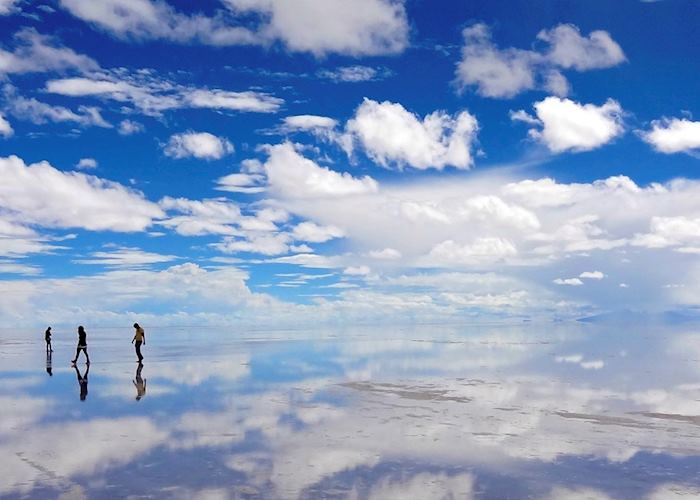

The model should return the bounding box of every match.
[1,0,700,327]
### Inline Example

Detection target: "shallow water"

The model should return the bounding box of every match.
[1,323,700,499]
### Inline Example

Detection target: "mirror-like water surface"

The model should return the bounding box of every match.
[1,324,700,499]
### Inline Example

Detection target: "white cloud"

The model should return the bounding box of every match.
[4,85,111,128]
[164,131,234,160]
[263,142,379,199]
[553,278,584,286]
[455,23,625,98]
[428,238,518,266]
[0,155,163,232]
[537,24,626,71]
[60,0,408,56]
[579,271,605,279]
[344,265,371,276]
[346,98,478,170]
[632,216,700,249]
[368,248,402,260]
[75,157,98,170]
[214,232,292,256]
[0,114,12,137]
[456,23,538,99]
[0,28,98,75]
[74,246,178,267]
[223,0,408,56]
[641,118,700,154]
[317,65,388,82]
[283,115,338,130]
[515,97,624,153]
[291,222,344,243]
[0,0,18,15]
[159,197,242,236]
[118,119,144,135]
[215,172,266,194]
[46,76,283,116]
[187,89,283,113]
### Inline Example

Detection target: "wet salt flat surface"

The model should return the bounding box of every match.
[1,324,700,499]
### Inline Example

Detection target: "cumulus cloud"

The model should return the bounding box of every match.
[455,23,625,98]
[538,24,626,71]
[75,157,98,170]
[428,238,518,266]
[641,118,700,154]
[60,0,408,56]
[291,222,344,243]
[0,114,12,137]
[118,119,144,135]
[0,0,18,15]
[164,131,234,160]
[0,28,98,75]
[513,97,624,153]
[263,142,379,199]
[345,98,479,170]
[632,216,700,250]
[0,155,163,232]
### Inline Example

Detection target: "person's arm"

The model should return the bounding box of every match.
[143,330,146,345]
[132,332,136,344]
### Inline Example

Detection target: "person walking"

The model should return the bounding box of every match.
[71,325,90,365]
[132,323,145,362]
[45,326,53,352]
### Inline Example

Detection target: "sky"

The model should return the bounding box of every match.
[1,0,700,328]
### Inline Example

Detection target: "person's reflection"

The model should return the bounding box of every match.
[133,362,146,401]
[74,363,89,401]
[45,350,53,377]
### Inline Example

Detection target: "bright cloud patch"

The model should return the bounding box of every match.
[553,278,583,286]
[0,114,12,137]
[283,115,338,130]
[59,0,408,57]
[263,143,379,199]
[164,132,234,160]
[292,222,345,243]
[641,118,700,154]
[346,98,478,170]
[456,23,625,98]
[0,28,98,75]
[514,97,624,153]
[46,76,283,116]
[75,157,97,170]
[0,155,163,232]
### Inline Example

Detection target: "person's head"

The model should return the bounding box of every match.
[133,322,140,329]
[47,326,51,332]
[78,325,85,334]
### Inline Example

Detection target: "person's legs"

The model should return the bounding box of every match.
[84,348,90,364]
[72,347,80,363]
[135,341,143,361]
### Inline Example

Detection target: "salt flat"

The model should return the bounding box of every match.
[1,323,699,499]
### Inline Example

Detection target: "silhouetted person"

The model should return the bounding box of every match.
[132,323,145,362]
[45,350,53,376]
[133,362,146,401]
[74,363,89,401]
[71,325,90,365]
[45,326,52,352]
